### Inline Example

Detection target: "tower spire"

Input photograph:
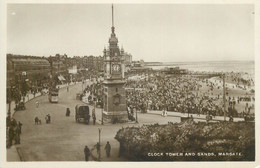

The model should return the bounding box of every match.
[109,4,118,46]
[112,4,114,27]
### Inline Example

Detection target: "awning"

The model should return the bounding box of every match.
[58,75,66,81]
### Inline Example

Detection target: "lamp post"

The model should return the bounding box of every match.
[21,72,27,102]
[82,78,84,92]
[101,104,104,125]
[94,93,96,115]
[135,107,138,123]
[101,86,104,125]
[98,128,101,161]
[223,74,226,121]
[135,87,138,123]
[84,77,87,89]
[7,86,11,119]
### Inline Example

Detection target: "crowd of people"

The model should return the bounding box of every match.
[225,72,254,88]
[84,141,111,161]
[85,82,103,107]
[125,72,255,119]
[6,117,22,148]
[80,71,255,120]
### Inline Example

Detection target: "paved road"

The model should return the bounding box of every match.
[10,83,181,161]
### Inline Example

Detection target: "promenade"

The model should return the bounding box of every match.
[6,80,247,162]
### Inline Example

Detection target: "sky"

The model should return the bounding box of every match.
[7,4,254,62]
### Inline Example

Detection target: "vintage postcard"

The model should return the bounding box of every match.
[1,0,259,168]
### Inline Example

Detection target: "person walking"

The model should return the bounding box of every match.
[190,115,194,121]
[47,114,51,123]
[84,146,91,161]
[93,114,96,125]
[35,101,39,108]
[66,108,70,117]
[45,115,48,124]
[17,124,21,136]
[95,142,101,156]
[14,127,21,144]
[35,117,39,125]
[8,126,15,147]
[87,114,90,125]
[92,109,95,117]
[229,115,234,122]
[10,118,17,127]
[105,141,111,157]
[206,112,210,124]
[18,122,22,134]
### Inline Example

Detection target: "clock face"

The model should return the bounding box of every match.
[112,64,120,72]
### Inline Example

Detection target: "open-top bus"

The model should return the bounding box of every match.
[48,88,59,103]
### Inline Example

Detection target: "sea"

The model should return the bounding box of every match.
[145,61,255,75]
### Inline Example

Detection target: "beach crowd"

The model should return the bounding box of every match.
[125,72,254,119]
[83,71,254,120]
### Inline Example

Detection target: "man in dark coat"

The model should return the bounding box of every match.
[10,118,17,127]
[47,114,51,123]
[105,141,111,157]
[229,115,234,122]
[45,115,48,124]
[84,146,91,161]
[95,142,101,156]
[66,108,70,116]
[8,127,15,147]
[93,115,96,125]
[14,127,20,144]
[87,114,90,125]
[18,122,22,134]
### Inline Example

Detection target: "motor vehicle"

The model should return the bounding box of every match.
[75,104,90,123]
[48,88,59,103]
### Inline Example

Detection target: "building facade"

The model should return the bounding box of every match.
[83,55,104,72]
[120,47,132,66]
[48,54,69,84]
[48,54,68,76]
[7,54,51,89]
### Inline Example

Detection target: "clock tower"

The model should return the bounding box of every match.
[102,4,128,123]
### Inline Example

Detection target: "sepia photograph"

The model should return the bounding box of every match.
[1,1,260,168]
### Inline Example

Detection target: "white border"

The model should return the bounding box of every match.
[1,0,259,168]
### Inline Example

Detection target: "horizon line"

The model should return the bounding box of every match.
[6,53,254,62]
